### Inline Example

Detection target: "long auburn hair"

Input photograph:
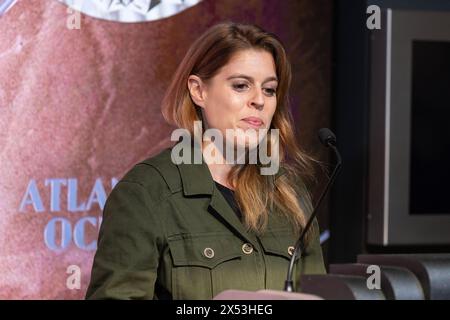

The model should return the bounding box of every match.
[161,21,317,244]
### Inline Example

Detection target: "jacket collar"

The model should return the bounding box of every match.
[177,158,214,196]
[176,153,258,246]
[175,143,286,196]
[174,142,286,248]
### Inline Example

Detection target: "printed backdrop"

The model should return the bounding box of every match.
[0,0,332,299]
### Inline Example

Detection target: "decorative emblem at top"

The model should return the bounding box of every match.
[58,0,202,23]
[0,0,18,17]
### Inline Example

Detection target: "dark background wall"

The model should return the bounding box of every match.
[329,0,450,265]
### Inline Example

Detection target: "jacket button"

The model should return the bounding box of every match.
[242,243,254,255]
[288,246,295,256]
[203,247,215,259]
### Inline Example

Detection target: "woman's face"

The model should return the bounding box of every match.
[188,49,278,151]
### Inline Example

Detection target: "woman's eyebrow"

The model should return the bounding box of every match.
[226,74,278,84]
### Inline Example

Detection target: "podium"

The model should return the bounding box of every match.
[214,254,450,300]
[214,289,322,300]
[300,253,450,300]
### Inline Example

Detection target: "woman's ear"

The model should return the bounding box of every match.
[187,75,207,108]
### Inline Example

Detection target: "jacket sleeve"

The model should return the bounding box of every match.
[294,173,327,275]
[300,218,327,275]
[85,180,163,299]
[294,217,326,291]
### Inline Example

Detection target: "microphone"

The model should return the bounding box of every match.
[283,128,342,292]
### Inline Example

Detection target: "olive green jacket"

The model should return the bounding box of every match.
[86,147,326,300]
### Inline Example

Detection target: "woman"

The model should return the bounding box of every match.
[86,21,326,300]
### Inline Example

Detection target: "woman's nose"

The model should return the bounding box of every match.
[250,90,264,110]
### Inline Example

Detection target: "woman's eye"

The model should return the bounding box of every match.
[232,83,249,91]
[264,88,277,96]
[232,83,276,96]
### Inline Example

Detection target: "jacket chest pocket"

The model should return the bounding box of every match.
[167,233,243,299]
[258,230,298,290]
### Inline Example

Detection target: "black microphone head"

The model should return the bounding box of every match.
[318,128,337,146]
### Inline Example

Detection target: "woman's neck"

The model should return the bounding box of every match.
[207,162,234,189]
[202,141,235,190]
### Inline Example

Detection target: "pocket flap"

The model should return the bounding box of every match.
[168,233,242,269]
[259,229,296,260]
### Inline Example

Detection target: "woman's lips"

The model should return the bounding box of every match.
[242,117,263,128]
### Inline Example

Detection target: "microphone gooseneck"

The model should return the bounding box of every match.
[284,128,342,292]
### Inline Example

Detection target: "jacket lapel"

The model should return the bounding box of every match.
[208,185,259,248]
[176,147,259,248]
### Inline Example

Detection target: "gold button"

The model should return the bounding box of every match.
[288,246,295,256]
[203,247,215,259]
[242,243,254,255]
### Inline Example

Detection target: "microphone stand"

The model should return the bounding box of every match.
[284,131,342,292]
